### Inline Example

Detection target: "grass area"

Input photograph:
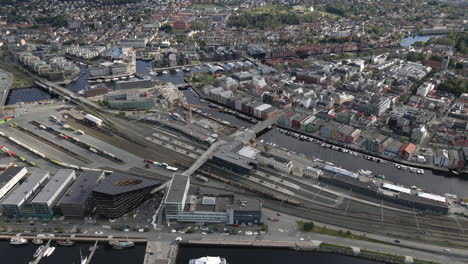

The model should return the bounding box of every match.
[297,221,391,245]
[11,74,35,88]
[319,243,351,250]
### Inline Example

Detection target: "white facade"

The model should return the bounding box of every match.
[0,167,27,200]
[256,152,293,173]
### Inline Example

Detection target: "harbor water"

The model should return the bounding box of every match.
[6,87,54,105]
[176,246,385,264]
[0,240,145,264]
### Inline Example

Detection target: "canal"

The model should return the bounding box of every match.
[176,246,385,264]
[0,240,145,264]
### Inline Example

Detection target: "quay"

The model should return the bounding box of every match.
[182,239,320,250]
[0,234,147,242]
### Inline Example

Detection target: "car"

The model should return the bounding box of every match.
[95,231,103,235]
[394,240,400,244]
[276,213,281,216]
[171,229,177,233]
[268,217,279,222]
[201,232,207,235]
[443,249,451,252]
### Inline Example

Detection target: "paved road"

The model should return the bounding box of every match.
[0,68,13,107]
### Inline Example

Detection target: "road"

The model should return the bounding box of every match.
[0,68,13,108]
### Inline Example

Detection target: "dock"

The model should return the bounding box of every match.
[31,239,51,264]
[0,234,147,242]
[84,240,99,264]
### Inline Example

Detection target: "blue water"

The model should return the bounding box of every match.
[6,87,53,105]
[400,34,445,47]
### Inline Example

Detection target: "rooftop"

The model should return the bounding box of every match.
[2,171,50,207]
[165,173,190,204]
[31,169,75,205]
[94,172,161,196]
[59,170,104,205]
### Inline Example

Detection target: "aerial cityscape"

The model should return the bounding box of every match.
[0,0,467,263]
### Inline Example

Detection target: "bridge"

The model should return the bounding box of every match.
[0,69,13,109]
[181,113,282,177]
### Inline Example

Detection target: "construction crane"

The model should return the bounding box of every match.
[181,103,231,123]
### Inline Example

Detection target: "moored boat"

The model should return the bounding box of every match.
[32,238,44,245]
[33,245,45,258]
[10,237,28,245]
[109,240,134,249]
[57,239,75,246]
[189,256,227,264]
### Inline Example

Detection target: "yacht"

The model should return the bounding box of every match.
[32,238,44,245]
[10,237,28,245]
[80,248,87,264]
[109,240,134,249]
[33,245,45,258]
[162,70,169,74]
[45,247,56,257]
[57,239,75,246]
[189,257,227,264]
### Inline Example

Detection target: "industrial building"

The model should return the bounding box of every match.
[93,172,161,218]
[211,141,259,174]
[59,170,105,218]
[1,171,50,217]
[31,170,76,217]
[0,166,27,200]
[165,173,262,224]
[256,152,293,173]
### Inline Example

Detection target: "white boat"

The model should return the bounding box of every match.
[162,70,169,74]
[46,247,56,257]
[10,237,28,245]
[32,238,44,245]
[189,256,227,264]
[33,245,45,258]
[78,90,85,95]
[43,247,52,257]
[80,248,87,264]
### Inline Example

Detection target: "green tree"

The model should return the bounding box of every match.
[160,24,173,33]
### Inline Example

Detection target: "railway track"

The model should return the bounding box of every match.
[205,165,468,246]
[66,119,195,168]
[13,125,91,164]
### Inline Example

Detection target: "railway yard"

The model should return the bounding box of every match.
[1,101,468,252]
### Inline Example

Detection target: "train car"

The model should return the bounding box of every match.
[103,170,113,175]
[196,175,209,182]
[68,164,79,170]
[166,166,178,172]
[84,114,103,126]
[51,160,62,165]
[28,161,36,166]
[71,137,80,142]
[39,125,46,129]
[0,131,4,137]
[89,148,98,153]
[18,156,26,162]
[76,130,84,135]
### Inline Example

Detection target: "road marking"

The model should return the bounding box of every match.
[344,199,351,216]
[453,215,465,234]
[380,200,384,223]
[413,208,421,231]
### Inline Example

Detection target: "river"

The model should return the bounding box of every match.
[176,246,384,264]
[400,34,445,47]
[0,240,145,264]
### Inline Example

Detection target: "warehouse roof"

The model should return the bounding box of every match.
[32,170,75,205]
[2,171,50,207]
[0,167,27,198]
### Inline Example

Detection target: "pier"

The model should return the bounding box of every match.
[31,239,51,264]
[0,234,147,242]
[84,240,99,264]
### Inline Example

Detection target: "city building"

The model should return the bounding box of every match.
[59,170,105,218]
[1,171,50,217]
[0,166,27,200]
[256,152,293,173]
[211,141,259,175]
[399,142,416,160]
[164,174,261,224]
[93,172,161,218]
[31,170,76,217]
